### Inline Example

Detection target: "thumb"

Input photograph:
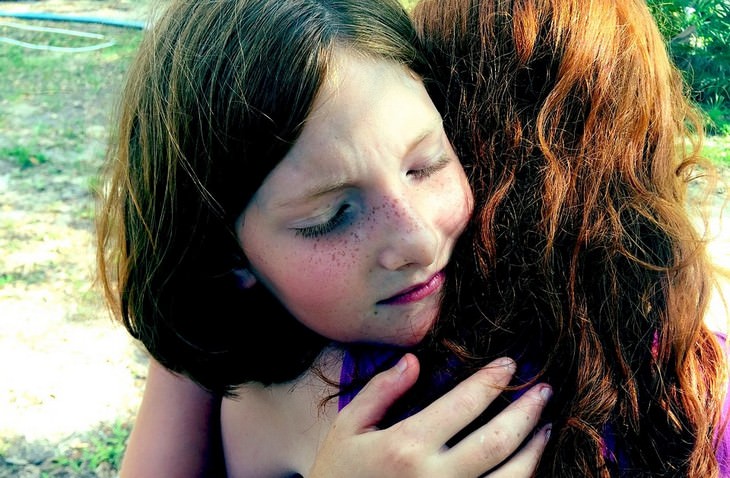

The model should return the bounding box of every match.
[339,353,420,432]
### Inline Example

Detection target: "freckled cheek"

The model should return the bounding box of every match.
[285,234,368,300]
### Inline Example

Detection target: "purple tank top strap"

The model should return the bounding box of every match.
[338,345,400,411]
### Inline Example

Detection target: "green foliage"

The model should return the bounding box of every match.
[0,146,48,169]
[648,0,730,132]
[0,268,47,287]
[52,419,131,474]
[0,274,12,287]
[399,0,420,11]
[703,94,730,134]
[704,134,730,166]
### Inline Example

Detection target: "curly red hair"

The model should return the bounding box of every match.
[412,0,728,475]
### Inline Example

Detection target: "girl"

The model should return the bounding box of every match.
[96,0,551,476]
[407,0,730,475]
[100,0,729,476]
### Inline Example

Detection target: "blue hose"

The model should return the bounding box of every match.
[0,11,146,29]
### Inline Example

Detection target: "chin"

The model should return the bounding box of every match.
[396,311,439,347]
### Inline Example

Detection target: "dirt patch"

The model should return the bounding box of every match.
[0,1,155,475]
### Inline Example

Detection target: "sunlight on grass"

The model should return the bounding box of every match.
[400,0,420,11]
[705,135,730,167]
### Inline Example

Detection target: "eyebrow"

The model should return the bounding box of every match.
[272,122,443,210]
[272,179,349,210]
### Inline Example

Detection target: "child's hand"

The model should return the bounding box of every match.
[309,354,551,478]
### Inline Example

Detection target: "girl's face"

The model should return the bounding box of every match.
[237,52,473,347]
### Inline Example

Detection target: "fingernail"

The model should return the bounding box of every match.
[539,384,553,401]
[495,357,515,370]
[395,355,408,374]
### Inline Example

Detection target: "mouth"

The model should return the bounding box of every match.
[378,270,445,306]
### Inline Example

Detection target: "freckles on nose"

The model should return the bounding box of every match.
[368,198,418,233]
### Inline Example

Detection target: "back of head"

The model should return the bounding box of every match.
[413,0,726,475]
[96,0,426,394]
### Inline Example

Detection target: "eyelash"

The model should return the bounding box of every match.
[295,204,351,239]
[407,155,450,180]
[294,155,451,239]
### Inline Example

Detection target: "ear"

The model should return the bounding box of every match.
[233,268,257,289]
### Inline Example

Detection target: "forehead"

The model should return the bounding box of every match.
[249,50,443,209]
[307,50,439,150]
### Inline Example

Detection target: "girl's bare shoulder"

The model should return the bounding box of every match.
[220,348,343,477]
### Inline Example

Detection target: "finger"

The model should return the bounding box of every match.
[446,383,552,476]
[399,357,517,445]
[338,353,420,433]
[484,423,551,478]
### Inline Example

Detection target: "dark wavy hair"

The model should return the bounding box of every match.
[95,0,429,395]
[405,0,728,476]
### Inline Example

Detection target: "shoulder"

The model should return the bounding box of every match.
[220,348,343,478]
[220,381,288,477]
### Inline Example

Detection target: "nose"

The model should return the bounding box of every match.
[376,196,440,271]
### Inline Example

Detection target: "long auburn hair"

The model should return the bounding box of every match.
[405,0,728,475]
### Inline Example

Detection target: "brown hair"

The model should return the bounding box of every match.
[410,0,727,475]
[96,0,427,395]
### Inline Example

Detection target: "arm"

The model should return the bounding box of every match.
[119,358,224,478]
[310,354,551,478]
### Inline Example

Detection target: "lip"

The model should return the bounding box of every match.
[378,270,445,306]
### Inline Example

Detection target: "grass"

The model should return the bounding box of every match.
[0,145,47,169]
[0,22,142,91]
[0,21,143,154]
[51,420,131,474]
[400,0,420,10]
[0,419,132,477]
[705,135,730,167]
[0,12,144,478]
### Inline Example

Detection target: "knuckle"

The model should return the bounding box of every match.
[381,439,423,472]
[479,429,513,461]
[451,391,483,416]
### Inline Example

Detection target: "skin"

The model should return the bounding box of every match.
[219,51,550,478]
[118,359,223,477]
[221,349,551,477]
[311,354,552,478]
[238,52,473,346]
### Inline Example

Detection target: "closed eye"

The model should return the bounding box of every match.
[406,154,451,180]
[294,204,352,239]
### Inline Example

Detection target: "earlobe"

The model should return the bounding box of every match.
[234,268,257,289]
